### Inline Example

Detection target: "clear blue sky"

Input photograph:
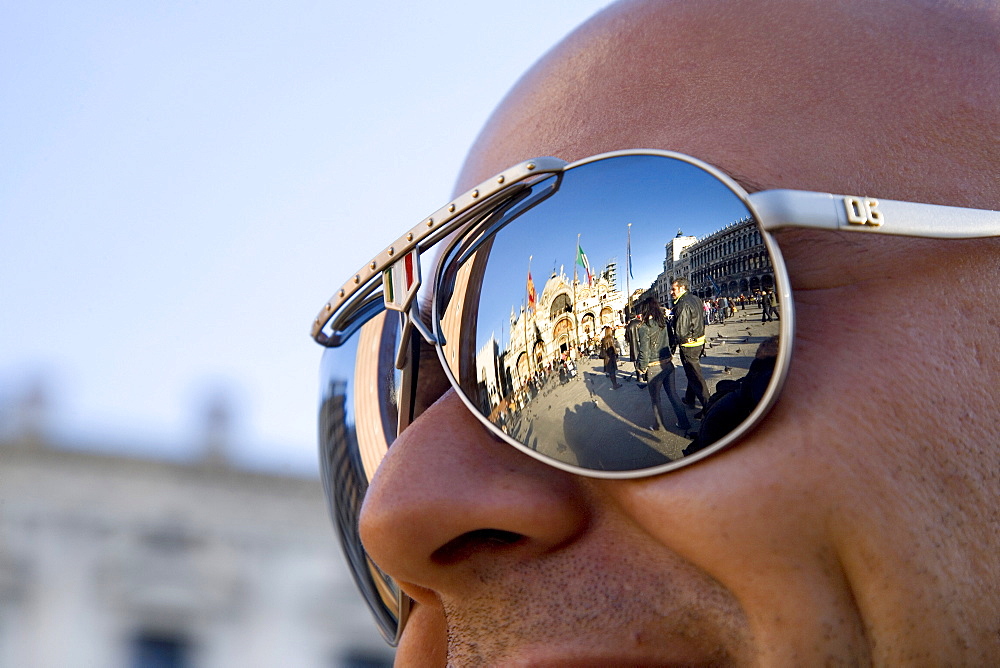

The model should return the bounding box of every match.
[0,1,612,473]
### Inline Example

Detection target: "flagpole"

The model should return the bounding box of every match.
[574,234,581,352]
[626,223,632,316]
[525,255,533,382]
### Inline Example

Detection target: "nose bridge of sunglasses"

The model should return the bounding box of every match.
[393,306,439,371]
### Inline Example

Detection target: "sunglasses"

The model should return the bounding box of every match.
[310,149,999,644]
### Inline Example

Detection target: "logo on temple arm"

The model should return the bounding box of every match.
[382,248,421,312]
[844,196,884,227]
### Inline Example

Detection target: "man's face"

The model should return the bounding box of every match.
[670,283,682,299]
[358,0,1000,664]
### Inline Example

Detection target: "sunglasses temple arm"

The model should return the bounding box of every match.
[750,189,1000,239]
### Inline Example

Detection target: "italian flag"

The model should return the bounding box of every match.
[576,244,593,285]
[383,249,420,310]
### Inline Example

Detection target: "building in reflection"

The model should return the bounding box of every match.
[654,219,775,301]
[600,259,619,292]
[654,232,699,305]
[474,270,628,414]
[682,217,775,298]
[476,335,507,421]
[470,216,776,422]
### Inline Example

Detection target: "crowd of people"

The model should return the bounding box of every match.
[493,279,786,461]
[701,288,779,324]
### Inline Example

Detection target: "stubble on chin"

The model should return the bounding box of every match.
[439,546,752,666]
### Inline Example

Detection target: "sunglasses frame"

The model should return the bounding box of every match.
[312,148,1000,646]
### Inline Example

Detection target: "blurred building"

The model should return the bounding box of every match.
[0,415,393,668]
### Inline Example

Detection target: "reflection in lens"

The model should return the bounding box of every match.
[437,153,782,473]
[318,310,406,643]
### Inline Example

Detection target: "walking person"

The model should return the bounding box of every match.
[600,326,622,389]
[625,310,645,386]
[762,288,780,322]
[671,278,711,410]
[636,298,691,433]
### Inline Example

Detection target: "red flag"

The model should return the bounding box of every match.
[526,271,537,314]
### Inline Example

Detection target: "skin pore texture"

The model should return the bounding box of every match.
[359,0,1000,664]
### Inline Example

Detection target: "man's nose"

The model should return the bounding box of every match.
[358,388,591,597]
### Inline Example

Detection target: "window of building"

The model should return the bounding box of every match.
[130,632,191,668]
[336,648,394,668]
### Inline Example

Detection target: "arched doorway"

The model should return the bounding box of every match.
[581,312,596,342]
[515,351,529,387]
[532,340,546,366]
[552,317,573,353]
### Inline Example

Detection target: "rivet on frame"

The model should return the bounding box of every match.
[339,289,345,298]
[370,261,377,270]
[497,175,505,184]
[526,162,536,170]
[426,218,434,227]
[388,247,395,256]
[325,303,332,312]
[448,204,456,212]
[354,275,361,284]
[471,189,479,198]
[407,233,414,241]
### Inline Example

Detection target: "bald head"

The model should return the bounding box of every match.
[458,0,999,208]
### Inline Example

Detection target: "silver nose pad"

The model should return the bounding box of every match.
[393,300,442,372]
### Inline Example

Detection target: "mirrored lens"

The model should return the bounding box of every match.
[318,308,407,643]
[437,153,784,473]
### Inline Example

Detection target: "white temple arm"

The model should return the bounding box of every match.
[749,189,1000,239]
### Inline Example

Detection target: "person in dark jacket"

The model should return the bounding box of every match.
[625,309,644,385]
[636,297,691,433]
[761,288,780,322]
[600,326,622,389]
[670,277,711,410]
